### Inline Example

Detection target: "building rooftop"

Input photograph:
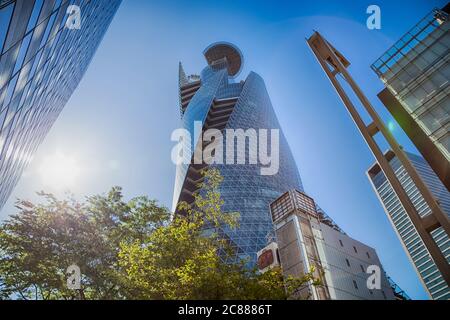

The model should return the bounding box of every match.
[270,190,344,234]
[203,42,243,77]
[371,7,448,78]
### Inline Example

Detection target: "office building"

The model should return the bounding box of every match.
[368,150,450,300]
[266,190,397,300]
[0,0,121,210]
[372,5,450,191]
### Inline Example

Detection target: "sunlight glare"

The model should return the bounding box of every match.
[38,152,82,189]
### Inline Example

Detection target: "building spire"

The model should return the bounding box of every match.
[178,62,188,87]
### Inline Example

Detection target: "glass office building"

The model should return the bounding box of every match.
[173,42,303,265]
[372,6,450,190]
[368,150,450,300]
[0,0,121,210]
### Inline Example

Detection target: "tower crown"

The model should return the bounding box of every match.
[203,42,243,78]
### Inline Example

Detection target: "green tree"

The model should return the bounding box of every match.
[0,189,168,300]
[0,169,318,300]
[118,168,319,299]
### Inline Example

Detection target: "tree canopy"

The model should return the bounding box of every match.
[0,169,316,300]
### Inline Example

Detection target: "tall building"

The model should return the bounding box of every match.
[265,190,398,300]
[0,0,121,210]
[371,5,450,191]
[368,150,450,300]
[173,42,303,265]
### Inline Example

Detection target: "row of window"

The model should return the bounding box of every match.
[338,238,371,259]
[343,257,372,277]
[350,279,388,299]
[371,155,450,299]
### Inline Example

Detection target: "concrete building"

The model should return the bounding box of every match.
[264,190,398,300]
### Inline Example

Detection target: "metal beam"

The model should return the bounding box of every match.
[306,31,450,288]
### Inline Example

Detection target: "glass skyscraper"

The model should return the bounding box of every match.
[372,6,450,191]
[0,0,121,210]
[173,42,303,264]
[368,150,450,300]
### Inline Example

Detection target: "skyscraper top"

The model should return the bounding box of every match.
[203,42,243,77]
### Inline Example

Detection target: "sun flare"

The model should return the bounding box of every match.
[38,152,82,189]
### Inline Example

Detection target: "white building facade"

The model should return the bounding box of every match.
[265,190,396,300]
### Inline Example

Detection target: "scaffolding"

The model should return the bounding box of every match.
[385,273,411,300]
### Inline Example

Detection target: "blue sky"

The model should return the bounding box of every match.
[1,0,448,299]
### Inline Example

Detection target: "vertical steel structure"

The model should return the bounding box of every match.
[306,31,450,287]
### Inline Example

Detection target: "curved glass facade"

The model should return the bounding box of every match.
[173,44,303,264]
[0,0,121,210]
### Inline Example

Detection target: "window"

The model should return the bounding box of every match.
[53,0,63,11]
[403,91,421,111]
[353,280,358,290]
[26,0,44,34]
[439,134,450,155]
[420,113,438,134]
[421,47,439,64]
[39,12,58,49]
[353,246,358,254]
[339,239,343,247]
[27,49,43,81]
[382,290,387,300]
[345,258,350,267]
[12,33,32,76]
[2,74,18,109]
[418,100,450,134]
[366,252,371,259]
[0,2,14,53]
[360,264,365,273]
